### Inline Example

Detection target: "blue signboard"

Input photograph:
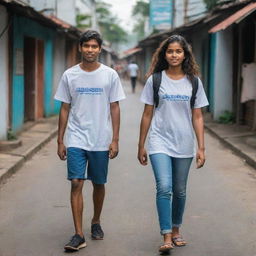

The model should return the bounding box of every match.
[150,0,173,30]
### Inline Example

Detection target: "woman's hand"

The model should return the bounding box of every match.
[138,147,148,165]
[196,148,205,168]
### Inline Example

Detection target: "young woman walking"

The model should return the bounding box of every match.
[138,35,209,253]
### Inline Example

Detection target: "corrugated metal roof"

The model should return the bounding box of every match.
[137,0,252,47]
[47,15,73,30]
[123,47,142,55]
[121,47,142,58]
[119,47,142,59]
[0,0,81,37]
[209,2,256,33]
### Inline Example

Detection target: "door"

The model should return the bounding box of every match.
[36,39,44,119]
[24,37,36,121]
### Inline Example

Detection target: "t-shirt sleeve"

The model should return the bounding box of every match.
[54,73,71,103]
[109,73,126,103]
[193,78,209,108]
[140,76,154,105]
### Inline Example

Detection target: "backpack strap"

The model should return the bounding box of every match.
[153,72,162,108]
[190,76,199,109]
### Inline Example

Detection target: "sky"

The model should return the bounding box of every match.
[103,0,139,31]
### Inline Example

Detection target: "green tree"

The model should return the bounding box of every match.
[76,14,91,29]
[131,0,150,40]
[96,1,127,45]
[76,1,127,46]
[132,0,149,17]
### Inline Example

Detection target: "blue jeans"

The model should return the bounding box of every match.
[149,153,193,235]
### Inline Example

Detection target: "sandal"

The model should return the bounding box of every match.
[172,236,187,247]
[159,242,174,252]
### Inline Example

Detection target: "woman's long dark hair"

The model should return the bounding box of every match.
[147,35,199,81]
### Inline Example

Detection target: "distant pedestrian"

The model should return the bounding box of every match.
[54,30,125,252]
[127,60,139,93]
[138,35,209,253]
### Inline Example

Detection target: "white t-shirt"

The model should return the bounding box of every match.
[54,63,126,151]
[128,63,139,77]
[140,71,209,158]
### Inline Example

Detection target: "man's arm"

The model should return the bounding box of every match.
[109,101,120,159]
[57,102,70,160]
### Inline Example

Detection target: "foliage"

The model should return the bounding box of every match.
[76,14,91,29]
[96,1,127,44]
[76,1,128,45]
[132,0,150,17]
[132,0,150,40]
[133,20,145,39]
[7,129,17,141]
[96,2,112,21]
[218,111,235,124]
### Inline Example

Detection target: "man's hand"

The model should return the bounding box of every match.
[57,143,67,160]
[138,147,148,165]
[109,141,119,159]
[196,148,205,168]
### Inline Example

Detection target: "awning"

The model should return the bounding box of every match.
[121,47,142,58]
[209,2,256,33]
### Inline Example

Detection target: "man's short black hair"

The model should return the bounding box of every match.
[79,30,103,47]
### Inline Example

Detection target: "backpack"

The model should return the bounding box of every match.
[152,72,198,108]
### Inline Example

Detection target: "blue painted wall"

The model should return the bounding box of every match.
[12,15,58,132]
[208,33,216,113]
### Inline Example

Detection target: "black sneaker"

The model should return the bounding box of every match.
[91,223,104,240]
[64,234,87,251]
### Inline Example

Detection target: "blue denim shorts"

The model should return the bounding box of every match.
[67,147,109,184]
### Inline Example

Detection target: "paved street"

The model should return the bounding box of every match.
[0,80,256,256]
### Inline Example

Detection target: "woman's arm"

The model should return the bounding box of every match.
[138,104,154,165]
[192,108,206,168]
[57,102,70,160]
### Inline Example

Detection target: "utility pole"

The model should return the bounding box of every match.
[172,0,176,29]
[55,0,58,17]
[184,0,189,24]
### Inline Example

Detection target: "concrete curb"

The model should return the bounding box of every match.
[22,127,58,161]
[205,125,256,169]
[0,127,58,185]
[0,157,25,185]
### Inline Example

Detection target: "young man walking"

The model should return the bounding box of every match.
[54,30,125,252]
[127,60,139,93]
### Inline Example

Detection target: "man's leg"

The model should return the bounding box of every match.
[87,151,109,240]
[90,183,105,240]
[131,77,136,93]
[65,148,87,251]
[87,151,108,224]
[71,179,85,237]
[133,76,137,93]
[64,179,86,251]
[91,182,105,224]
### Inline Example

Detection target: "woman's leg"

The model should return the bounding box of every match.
[171,157,193,244]
[149,153,173,236]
